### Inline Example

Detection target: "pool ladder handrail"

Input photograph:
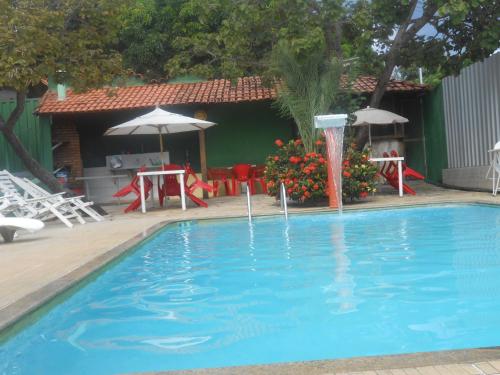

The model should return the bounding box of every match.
[280,182,288,220]
[246,183,252,223]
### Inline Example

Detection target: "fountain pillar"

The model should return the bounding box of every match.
[314,114,348,211]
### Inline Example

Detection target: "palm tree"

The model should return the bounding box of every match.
[271,42,350,152]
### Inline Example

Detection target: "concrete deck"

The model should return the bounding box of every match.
[1,181,500,374]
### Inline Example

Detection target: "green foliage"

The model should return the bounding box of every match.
[270,42,350,152]
[118,0,175,78]
[342,145,378,201]
[369,0,500,84]
[118,0,499,86]
[119,0,363,79]
[0,0,126,92]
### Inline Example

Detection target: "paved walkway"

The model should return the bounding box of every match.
[337,361,500,374]
[155,358,500,375]
[1,181,500,374]
[334,360,500,375]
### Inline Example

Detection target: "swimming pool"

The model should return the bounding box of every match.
[1,204,500,374]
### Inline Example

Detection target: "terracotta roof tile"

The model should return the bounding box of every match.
[37,75,426,115]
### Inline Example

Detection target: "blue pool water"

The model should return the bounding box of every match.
[2,204,500,374]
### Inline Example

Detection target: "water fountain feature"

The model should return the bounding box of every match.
[314,114,348,212]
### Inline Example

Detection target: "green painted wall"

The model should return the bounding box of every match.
[75,101,294,171]
[423,84,447,183]
[205,102,294,167]
[0,99,53,172]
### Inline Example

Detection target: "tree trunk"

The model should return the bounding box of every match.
[0,91,107,215]
[355,50,398,148]
[354,0,432,150]
[0,127,64,192]
[0,91,65,193]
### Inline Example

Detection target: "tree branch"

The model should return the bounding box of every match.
[3,91,27,132]
[355,0,439,148]
[392,0,419,47]
[402,3,440,43]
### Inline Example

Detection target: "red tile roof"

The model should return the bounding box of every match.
[37,76,426,115]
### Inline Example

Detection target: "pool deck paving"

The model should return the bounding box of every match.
[146,352,500,374]
[1,181,500,374]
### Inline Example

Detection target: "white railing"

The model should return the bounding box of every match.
[246,183,252,223]
[280,182,288,220]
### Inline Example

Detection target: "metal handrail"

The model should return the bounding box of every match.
[246,183,252,223]
[280,182,288,220]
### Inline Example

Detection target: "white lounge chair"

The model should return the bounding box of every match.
[19,177,104,223]
[0,171,84,228]
[0,178,50,219]
[0,196,44,243]
[0,217,45,243]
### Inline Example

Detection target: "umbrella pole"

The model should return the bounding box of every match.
[198,129,209,199]
[368,124,372,147]
[159,132,165,170]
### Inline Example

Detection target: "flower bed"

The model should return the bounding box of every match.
[264,138,377,203]
[342,145,378,201]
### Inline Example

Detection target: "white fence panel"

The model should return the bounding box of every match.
[442,53,500,169]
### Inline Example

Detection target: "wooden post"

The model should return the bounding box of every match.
[198,129,208,198]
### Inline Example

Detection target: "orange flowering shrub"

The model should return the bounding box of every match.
[342,144,378,201]
[265,138,328,202]
[265,139,378,203]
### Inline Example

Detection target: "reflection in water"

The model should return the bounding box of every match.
[284,223,291,260]
[248,222,257,271]
[180,223,191,255]
[398,218,411,258]
[325,221,357,314]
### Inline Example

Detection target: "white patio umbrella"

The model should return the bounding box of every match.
[351,106,409,146]
[104,106,216,169]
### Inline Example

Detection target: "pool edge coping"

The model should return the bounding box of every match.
[0,220,171,334]
[1,199,500,371]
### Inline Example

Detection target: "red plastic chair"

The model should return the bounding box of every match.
[158,164,184,207]
[113,166,153,213]
[184,163,214,196]
[379,152,416,195]
[250,165,267,194]
[231,163,253,195]
[207,167,233,196]
[158,163,212,208]
[381,151,396,178]
[390,150,425,180]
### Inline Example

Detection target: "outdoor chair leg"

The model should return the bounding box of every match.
[249,179,256,195]
[0,228,15,243]
[495,174,500,196]
[48,207,74,228]
[212,180,219,197]
[223,179,232,195]
[75,203,103,222]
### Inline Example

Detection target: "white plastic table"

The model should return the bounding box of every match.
[137,170,186,213]
[369,156,404,197]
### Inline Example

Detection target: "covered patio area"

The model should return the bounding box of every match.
[36,75,427,206]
